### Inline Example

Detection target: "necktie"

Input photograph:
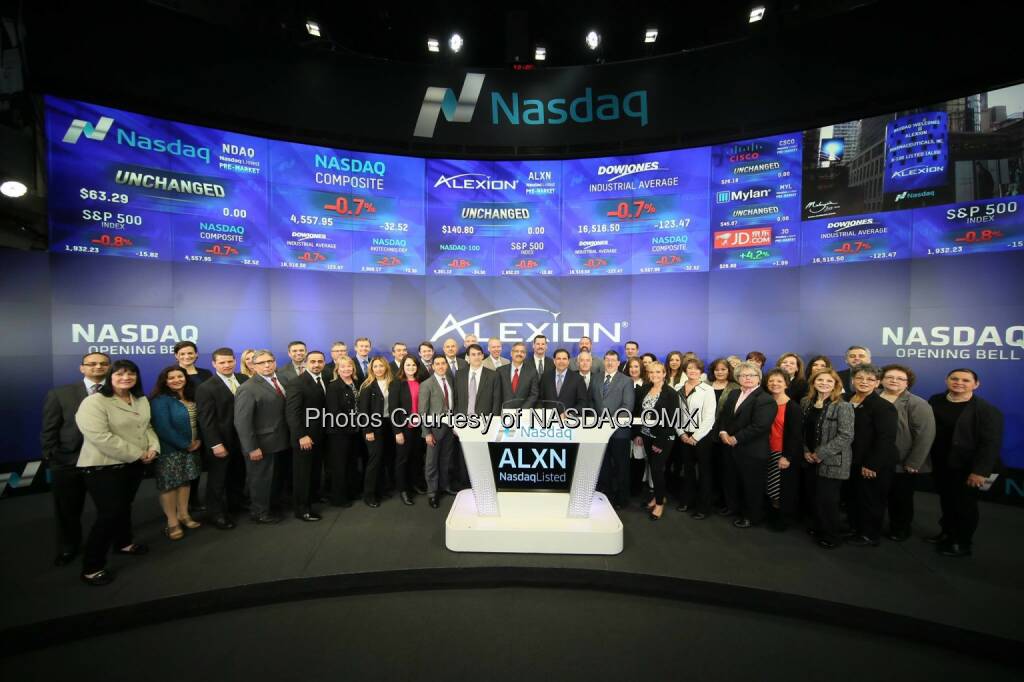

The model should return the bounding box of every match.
[556,373,563,396]
[468,372,478,414]
[315,375,325,395]
[361,359,368,376]
[602,374,611,397]
[451,358,458,373]
[271,376,285,397]
[512,367,520,393]
[537,358,543,374]
[228,376,238,395]
[583,374,590,390]
[442,377,451,410]
[90,383,101,395]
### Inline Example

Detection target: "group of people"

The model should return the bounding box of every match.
[41,336,1004,586]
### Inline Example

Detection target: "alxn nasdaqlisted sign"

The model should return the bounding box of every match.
[414,73,649,138]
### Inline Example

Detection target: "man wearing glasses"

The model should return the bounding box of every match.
[41,352,110,567]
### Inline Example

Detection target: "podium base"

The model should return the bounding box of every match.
[445,490,623,555]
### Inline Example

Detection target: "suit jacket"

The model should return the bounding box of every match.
[418,373,456,438]
[539,370,591,412]
[443,355,464,379]
[150,393,194,456]
[525,355,554,383]
[234,374,290,455]
[454,366,501,416]
[590,371,635,439]
[357,379,390,437]
[497,363,539,409]
[837,368,854,398]
[41,381,91,467]
[388,378,422,433]
[777,399,805,464]
[352,357,372,385]
[389,360,405,380]
[195,372,245,454]
[851,391,898,471]
[277,363,305,386]
[927,393,1003,476]
[482,356,509,371]
[75,393,160,467]
[183,367,213,386]
[715,387,776,461]
[285,371,330,446]
[325,379,360,435]
[632,385,683,442]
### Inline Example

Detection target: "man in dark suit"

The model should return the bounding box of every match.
[234,349,291,523]
[526,334,554,382]
[498,341,539,409]
[454,344,501,489]
[40,352,109,566]
[277,340,307,386]
[416,341,435,381]
[324,341,348,382]
[442,337,462,379]
[837,345,871,398]
[716,361,777,528]
[389,342,409,378]
[285,350,330,521]
[593,350,635,509]
[352,337,373,385]
[540,349,591,413]
[618,340,640,373]
[195,347,248,530]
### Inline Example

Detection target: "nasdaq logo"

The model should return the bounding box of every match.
[62,116,115,144]
[414,73,486,138]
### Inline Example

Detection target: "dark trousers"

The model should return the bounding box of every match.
[680,437,713,513]
[363,432,387,499]
[598,437,631,506]
[814,476,843,543]
[853,467,893,541]
[244,449,280,517]
[326,432,356,505]
[204,444,246,518]
[710,441,727,508]
[934,466,980,546]
[291,442,322,513]
[81,462,143,574]
[776,460,802,526]
[641,436,673,504]
[50,464,87,554]
[394,428,422,494]
[887,471,918,536]
[424,426,456,495]
[726,450,768,524]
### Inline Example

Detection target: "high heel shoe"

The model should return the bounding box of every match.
[649,504,664,521]
[646,498,657,511]
[177,515,201,529]
[164,525,184,540]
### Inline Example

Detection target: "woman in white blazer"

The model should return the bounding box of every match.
[676,358,718,519]
[75,360,159,586]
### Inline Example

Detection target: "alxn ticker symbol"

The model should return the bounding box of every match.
[414,73,486,138]
[63,116,115,144]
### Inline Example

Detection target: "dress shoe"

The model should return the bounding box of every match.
[115,543,149,555]
[691,512,707,520]
[428,495,440,509]
[732,518,753,529]
[212,516,236,530]
[54,550,78,567]
[364,497,380,508]
[846,535,880,547]
[444,487,460,496]
[401,492,415,506]
[676,503,689,513]
[886,531,910,542]
[81,568,116,586]
[296,511,322,522]
[817,538,840,550]
[840,529,860,540]
[924,532,950,545]
[938,543,972,558]
[251,513,282,524]
[716,507,735,517]
[414,485,428,495]
[188,503,207,514]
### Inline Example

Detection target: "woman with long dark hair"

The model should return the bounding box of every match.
[632,362,681,521]
[390,356,424,506]
[75,360,158,585]
[150,366,203,540]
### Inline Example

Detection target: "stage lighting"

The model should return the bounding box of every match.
[749,6,766,23]
[585,30,601,50]
[535,46,546,61]
[0,180,27,198]
[644,28,658,43]
[449,33,463,53]
[305,21,321,37]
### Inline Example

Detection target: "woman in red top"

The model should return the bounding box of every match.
[389,356,424,506]
[764,369,805,531]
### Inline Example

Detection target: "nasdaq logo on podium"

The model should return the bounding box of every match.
[488,443,578,491]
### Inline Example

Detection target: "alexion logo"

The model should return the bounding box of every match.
[430,308,622,344]
[433,173,518,191]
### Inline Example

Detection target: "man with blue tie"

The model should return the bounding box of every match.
[594,350,636,509]
[540,349,590,414]
[353,337,372,385]
[442,337,462,381]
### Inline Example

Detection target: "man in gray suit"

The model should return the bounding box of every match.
[482,338,509,371]
[593,350,636,509]
[497,341,539,409]
[419,356,457,508]
[234,349,291,523]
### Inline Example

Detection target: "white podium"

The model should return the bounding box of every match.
[446,410,622,555]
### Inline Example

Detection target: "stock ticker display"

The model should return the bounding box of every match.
[46,90,1024,275]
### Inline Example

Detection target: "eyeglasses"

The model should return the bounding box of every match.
[82,362,110,367]
[253,359,275,365]
[737,373,759,379]
[883,376,908,382]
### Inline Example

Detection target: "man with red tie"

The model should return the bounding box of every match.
[498,341,539,410]
[234,349,291,524]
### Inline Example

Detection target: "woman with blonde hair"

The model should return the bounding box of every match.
[357,357,394,507]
